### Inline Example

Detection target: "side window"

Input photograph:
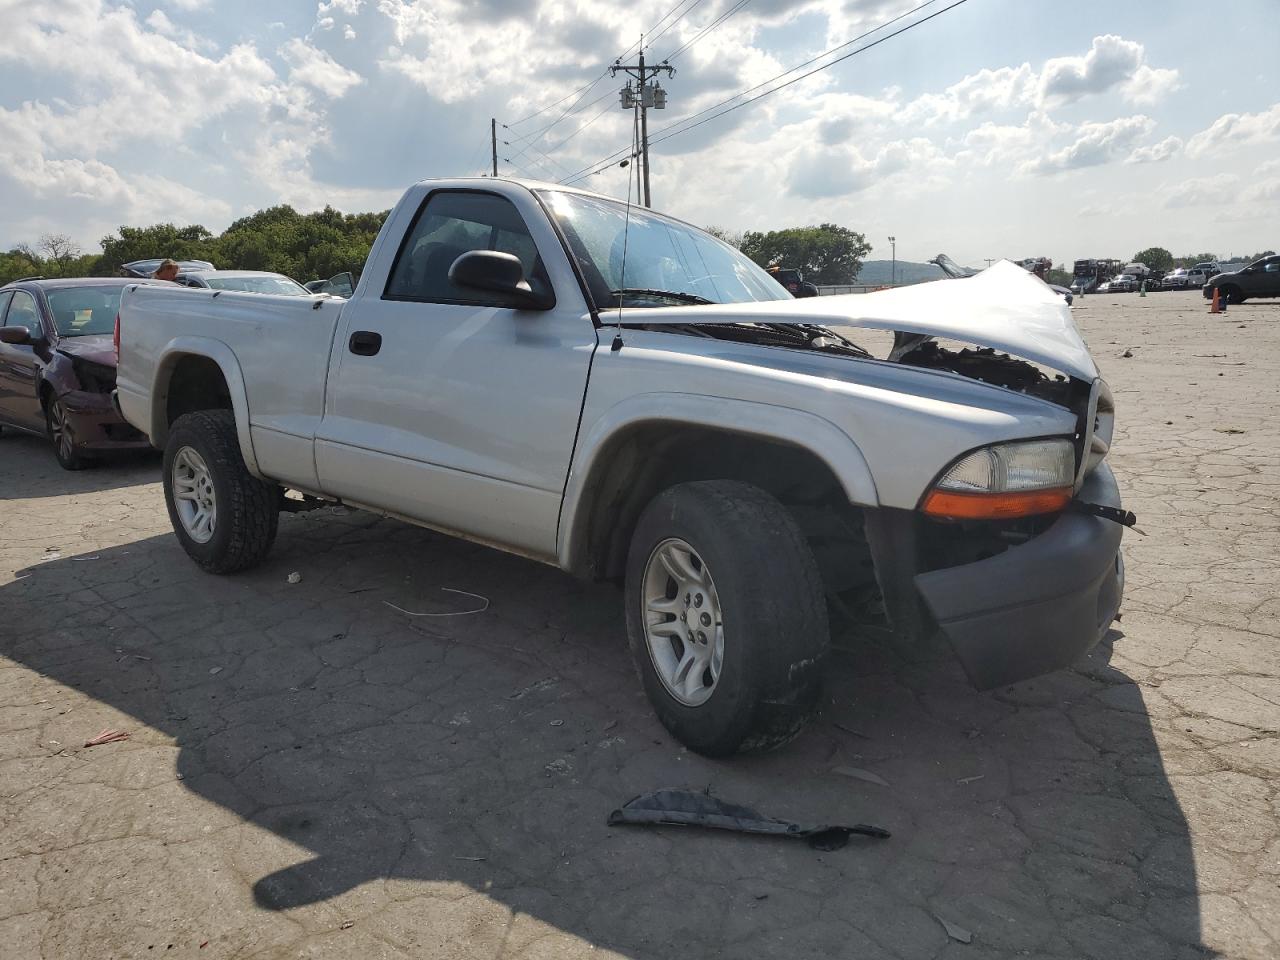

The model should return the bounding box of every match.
[384,191,548,306]
[0,291,12,323]
[6,291,39,330]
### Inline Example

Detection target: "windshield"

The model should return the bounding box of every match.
[205,275,309,296]
[538,190,787,307]
[45,286,124,337]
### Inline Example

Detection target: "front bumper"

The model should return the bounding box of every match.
[913,463,1125,689]
[63,390,150,451]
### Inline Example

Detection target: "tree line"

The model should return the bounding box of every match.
[4,204,1268,290]
[0,205,388,286]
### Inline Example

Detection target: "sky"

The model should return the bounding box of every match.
[0,0,1277,269]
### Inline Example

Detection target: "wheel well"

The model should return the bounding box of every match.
[164,355,232,428]
[577,425,878,607]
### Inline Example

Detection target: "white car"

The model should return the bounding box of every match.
[114,177,1127,756]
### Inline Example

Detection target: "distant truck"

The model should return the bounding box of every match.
[1071,259,1122,294]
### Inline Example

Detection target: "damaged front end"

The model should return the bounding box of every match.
[618,261,1126,689]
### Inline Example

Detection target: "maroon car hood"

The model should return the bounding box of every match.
[56,335,116,367]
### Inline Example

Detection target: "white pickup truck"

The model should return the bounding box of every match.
[116,178,1126,756]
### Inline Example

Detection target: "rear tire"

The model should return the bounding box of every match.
[163,410,279,573]
[624,480,829,757]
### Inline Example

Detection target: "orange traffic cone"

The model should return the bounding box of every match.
[1209,287,1220,314]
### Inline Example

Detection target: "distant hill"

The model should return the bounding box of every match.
[851,259,969,285]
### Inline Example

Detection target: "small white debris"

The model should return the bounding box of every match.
[209,666,223,675]
[549,719,564,727]
[287,572,302,584]
[831,765,890,787]
[933,914,973,944]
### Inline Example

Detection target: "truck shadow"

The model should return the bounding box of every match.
[0,430,159,497]
[1,510,1209,958]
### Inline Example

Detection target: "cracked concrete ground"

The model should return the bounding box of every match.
[2,292,1278,959]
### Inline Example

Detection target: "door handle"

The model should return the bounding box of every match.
[348,330,382,356]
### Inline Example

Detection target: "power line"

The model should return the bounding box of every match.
[646,0,707,50]
[501,0,703,154]
[663,0,751,62]
[567,0,943,181]
[560,0,960,185]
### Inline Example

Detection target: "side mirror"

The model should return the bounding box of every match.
[0,325,33,346]
[448,250,554,311]
[326,272,355,298]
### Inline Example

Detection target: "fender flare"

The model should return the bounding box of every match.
[150,336,261,477]
[557,392,879,572]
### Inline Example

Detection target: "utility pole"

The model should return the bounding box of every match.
[490,118,498,177]
[888,236,897,285]
[612,45,674,208]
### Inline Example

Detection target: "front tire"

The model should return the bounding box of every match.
[163,410,279,573]
[47,395,90,471]
[1222,285,1246,304]
[624,480,829,757]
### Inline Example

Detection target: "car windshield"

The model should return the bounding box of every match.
[538,189,787,307]
[45,286,124,337]
[205,275,309,295]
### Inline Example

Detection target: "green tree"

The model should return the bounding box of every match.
[1131,246,1173,272]
[704,226,743,249]
[1173,252,1219,268]
[99,223,217,272]
[739,224,871,284]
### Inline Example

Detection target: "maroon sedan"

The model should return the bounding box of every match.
[0,277,155,469]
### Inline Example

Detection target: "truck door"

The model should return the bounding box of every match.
[315,187,597,561]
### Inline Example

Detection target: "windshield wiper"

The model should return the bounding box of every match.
[610,287,715,306]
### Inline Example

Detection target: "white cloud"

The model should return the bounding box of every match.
[903,64,1035,124]
[1123,64,1180,106]
[320,0,364,13]
[168,0,210,9]
[1186,101,1280,157]
[1039,34,1144,103]
[1162,174,1240,209]
[280,38,364,98]
[904,34,1179,125]
[343,24,357,39]
[1023,115,1155,175]
[1125,135,1181,164]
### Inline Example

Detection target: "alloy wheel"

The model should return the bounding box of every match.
[641,537,725,706]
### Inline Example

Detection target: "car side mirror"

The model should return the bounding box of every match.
[0,325,33,345]
[448,250,554,311]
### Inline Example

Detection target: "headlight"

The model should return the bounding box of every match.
[921,439,1075,520]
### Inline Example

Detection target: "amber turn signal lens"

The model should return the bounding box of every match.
[921,486,1073,520]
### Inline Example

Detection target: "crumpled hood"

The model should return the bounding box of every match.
[618,260,1099,381]
[55,334,116,367]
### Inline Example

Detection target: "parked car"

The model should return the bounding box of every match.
[176,270,310,295]
[116,178,1125,756]
[121,258,214,278]
[767,267,818,297]
[1202,254,1280,303]
[1184,265,1217,289]
[0,278,155,468]
[1161,268,1192,290]
[1106,274,1138,293]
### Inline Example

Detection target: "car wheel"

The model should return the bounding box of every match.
[1223,285,1246,305]
[624,480,829,757]
[46,395,90,471]
[163,409,280,573]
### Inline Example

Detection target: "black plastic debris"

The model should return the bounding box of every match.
[607,789,890,851]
